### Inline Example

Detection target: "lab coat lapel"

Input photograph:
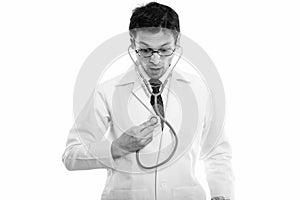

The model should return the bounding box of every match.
[113,69,200,168]
[155,71,200,165]
[113,68,154,134]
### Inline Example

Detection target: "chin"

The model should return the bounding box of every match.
[147,69,165,79]
[148,73,162,79]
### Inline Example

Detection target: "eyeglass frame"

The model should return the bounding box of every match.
[135,47,176,58]
[131,37,178,58]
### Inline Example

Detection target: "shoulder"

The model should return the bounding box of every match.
[95,68,136,95]
[173,69,211,97]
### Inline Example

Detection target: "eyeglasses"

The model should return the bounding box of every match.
[135,47,176,58]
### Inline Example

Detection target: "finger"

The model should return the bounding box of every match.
[138,126,154,138]
[144,135,153,143]
[141,136,153,147]
[137,120,154,132]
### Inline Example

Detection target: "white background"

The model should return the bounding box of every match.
[1,0,299,199]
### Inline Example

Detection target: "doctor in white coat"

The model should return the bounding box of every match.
[62,2,234,200]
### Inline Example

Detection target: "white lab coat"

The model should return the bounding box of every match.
[62,67,234,200]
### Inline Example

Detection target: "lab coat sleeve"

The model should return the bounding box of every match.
[62,89,115,171]
[201,94,235,199]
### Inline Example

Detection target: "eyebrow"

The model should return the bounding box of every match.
[137,41,172,47]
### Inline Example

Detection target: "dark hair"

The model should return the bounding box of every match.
[129,2,180,37]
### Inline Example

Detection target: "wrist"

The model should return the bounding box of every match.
[111,140,128,160]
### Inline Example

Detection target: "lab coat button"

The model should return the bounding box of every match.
[160,181,167,189]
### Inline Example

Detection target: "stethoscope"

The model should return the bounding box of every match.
[127,44,183,170]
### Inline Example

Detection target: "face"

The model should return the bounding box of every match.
[132,30,177,79]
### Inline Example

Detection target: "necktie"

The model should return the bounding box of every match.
[149,79,165,130]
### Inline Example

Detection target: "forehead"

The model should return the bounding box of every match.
[134,30,175,47]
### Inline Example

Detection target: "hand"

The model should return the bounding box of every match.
[111,120,156,160]
[211,197,230,200]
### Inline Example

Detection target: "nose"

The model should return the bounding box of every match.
[149,52,160,65]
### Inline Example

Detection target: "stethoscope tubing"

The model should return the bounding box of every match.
[127,45,183,169]
[136,95,179,169]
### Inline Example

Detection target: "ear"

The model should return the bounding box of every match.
[130,37,135,49]
[175,33,181,47]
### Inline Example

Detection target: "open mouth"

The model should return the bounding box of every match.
[150,67,162,70]
[150,68,161,70]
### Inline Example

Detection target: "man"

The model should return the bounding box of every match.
[62,2,234,200]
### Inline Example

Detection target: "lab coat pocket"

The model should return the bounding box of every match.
[107,188,150,200]
[172,185,206,200]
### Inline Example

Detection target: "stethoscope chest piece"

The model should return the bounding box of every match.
[148,115,160,127]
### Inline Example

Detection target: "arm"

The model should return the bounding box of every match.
[211,197,231,200]
[62,89,115,170]
[204,131,234,200]
[201,93,235,200]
